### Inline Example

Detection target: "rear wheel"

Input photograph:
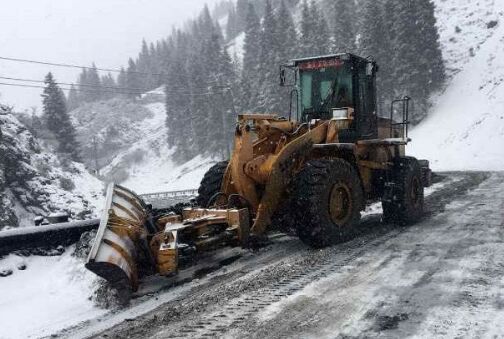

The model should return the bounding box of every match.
[292,158,364,248]
[382,157,424,224]
[196,161,228,207]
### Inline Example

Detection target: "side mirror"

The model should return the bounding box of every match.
[280,69,286,86]
[366,62,374,76]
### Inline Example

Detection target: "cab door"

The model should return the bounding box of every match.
[356,61,378,139]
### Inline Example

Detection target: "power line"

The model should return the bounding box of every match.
[0,81,226,97]
[0,75,231,95]
[0,75,152,93]
[0,56,164,77]
[0,81,145,95]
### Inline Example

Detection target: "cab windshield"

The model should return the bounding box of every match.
[300,63,353,119]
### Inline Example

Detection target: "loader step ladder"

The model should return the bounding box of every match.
[390,96,411,139]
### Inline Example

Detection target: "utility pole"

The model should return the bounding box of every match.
[92,136,99,176]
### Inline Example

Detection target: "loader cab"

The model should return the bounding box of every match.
[283,53,379,142]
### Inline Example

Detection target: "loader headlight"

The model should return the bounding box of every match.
[332,108,348,120]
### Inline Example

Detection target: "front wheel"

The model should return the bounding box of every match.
[196,161,228,207]
[292,158,364,248]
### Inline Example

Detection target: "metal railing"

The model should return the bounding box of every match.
[140,189,198,202]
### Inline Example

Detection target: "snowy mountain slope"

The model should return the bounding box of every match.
[0,107,104,229]
[434,0,499,77]
[409,0,504,170]
[70,97,155,173]
[97,90,217,194]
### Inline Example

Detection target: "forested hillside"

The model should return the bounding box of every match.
[68,0,445,162]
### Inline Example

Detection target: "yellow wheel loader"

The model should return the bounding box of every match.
[86,53,431,295]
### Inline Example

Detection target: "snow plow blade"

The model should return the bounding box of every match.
[86,183,251,295]
[86,183,151,292]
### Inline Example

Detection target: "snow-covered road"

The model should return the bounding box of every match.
[233,172,504,338]
[46,171,503,339]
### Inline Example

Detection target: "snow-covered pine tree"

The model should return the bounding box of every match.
[257,0,280,112]
[165,31,195,162]
[126,58,140,100]
[236,0,250,33]
[275,0,298,115]
[360,0,390,114]
[310,1,331,56]
[100,73,116,100]
[66,84,79,112]
[391,0,431,122]
[217,48,238,157]
[414,0,445,92]
[86,63,102,102]
[41,73,81,161]
[77,68,88,103]
[300,0,314,57]
[332,0,356,53]
[376,0,396,115]
[240,3,262,112]
[226,4,240,41]
[117,67,128,97]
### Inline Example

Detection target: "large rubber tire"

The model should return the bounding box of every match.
[382,157,424,225]
[196,161,228,207]
[292,158,364,248]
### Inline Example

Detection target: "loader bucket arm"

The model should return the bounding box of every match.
[86,183,151,292]
[251,122,329,235]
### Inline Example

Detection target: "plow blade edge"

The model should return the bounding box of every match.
[86,183,150,292]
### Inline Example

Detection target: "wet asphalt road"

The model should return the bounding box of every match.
[61,172,504,339]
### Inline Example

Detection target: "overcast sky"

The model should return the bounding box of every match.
[0,0,221,112]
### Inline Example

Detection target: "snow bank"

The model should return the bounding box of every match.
[0,248,105,339]
[408,0,504,171]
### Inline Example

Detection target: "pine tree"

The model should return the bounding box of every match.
[275,0,298,115]
[377,0,396,114]
[126,58,139,100]
[276,0,297,62]
[41,73,81,161]
[300,0,314,57]
[257,0,279,112]
[77,68,88,102]
[136,39,156,90]
[333,0,356,53]
[87,63,102,102]
[100,73,117,100]
[67,84,79,111]
[415,0,445,92]
[240,3,262,112]
[392,0,426,121]
[310,1,330,56]
[226,4,239,41]
[236,0,249,33]
[117,67,128,97]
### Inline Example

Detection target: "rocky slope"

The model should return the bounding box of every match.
[0,105,104,229]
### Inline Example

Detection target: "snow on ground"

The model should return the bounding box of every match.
[0,247,106,339]
[248,173,504,338]
[409,0,504,171]
[121,152,216,194]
